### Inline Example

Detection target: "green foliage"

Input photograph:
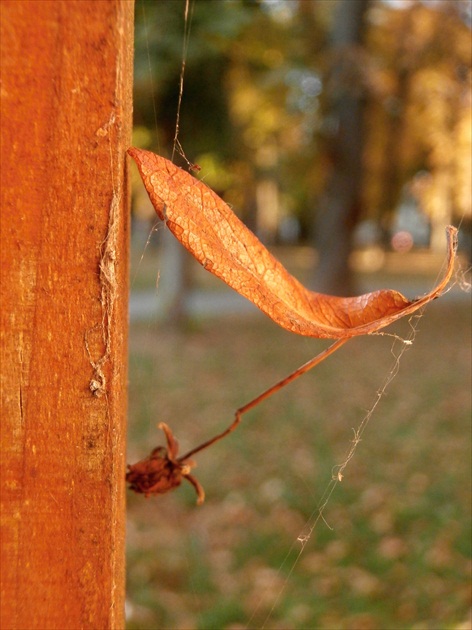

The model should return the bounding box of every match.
[132,0,471,239]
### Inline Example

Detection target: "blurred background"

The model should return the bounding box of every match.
[126,1,471,628]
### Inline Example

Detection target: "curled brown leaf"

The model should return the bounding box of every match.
[128,148,457,339]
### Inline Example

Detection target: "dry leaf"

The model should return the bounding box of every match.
[126,422,205,505]
[127,148,458,503]
[128,148,457,339]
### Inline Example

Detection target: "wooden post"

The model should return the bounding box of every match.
[0,1,134,628]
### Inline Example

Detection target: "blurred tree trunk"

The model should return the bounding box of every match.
[313,0,370,296]
[0,1,133,628]
[378,65,410,243]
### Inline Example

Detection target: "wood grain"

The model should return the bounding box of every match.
[1,2,133,628]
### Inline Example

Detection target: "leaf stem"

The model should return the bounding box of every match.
[179,338,349,461]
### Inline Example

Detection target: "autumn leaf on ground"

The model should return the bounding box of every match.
[128,148,457,339]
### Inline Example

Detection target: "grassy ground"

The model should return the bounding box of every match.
[126,247,471,630]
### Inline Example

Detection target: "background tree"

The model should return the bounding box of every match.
[363,0,471,250]
[131,0,471,296]
[312,0,370,295]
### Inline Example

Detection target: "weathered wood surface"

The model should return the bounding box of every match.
[0,1,134,627]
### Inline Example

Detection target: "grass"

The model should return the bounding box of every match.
[126,245,471,630]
